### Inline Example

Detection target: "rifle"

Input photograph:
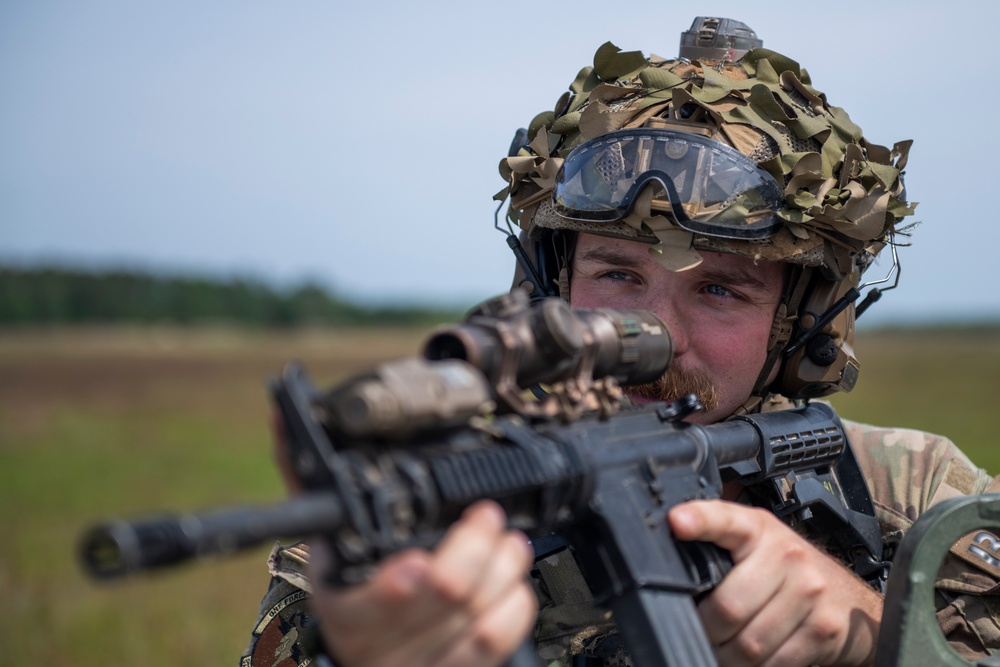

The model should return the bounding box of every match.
[79,291,886,667]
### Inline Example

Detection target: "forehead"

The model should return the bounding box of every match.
[573,233,787,288]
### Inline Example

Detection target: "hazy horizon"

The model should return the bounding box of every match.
[4,1,999,328]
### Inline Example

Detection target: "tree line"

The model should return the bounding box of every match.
[0,267,466,327]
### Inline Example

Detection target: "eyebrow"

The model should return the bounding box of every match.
[575,246,646,268]
[699,265,772,291]
[576,245,778,292]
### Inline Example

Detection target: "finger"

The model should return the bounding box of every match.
[313,542,502,667]
[694,512,806,645]
[430,579,539,667]
[696,555,784,646]
[308,540,430,625]
[670,500,802,646]
[755,564,882,667]
[669,500,774,561]
[711,581,811,667]
[308,502,533,667]
[344,501,523,660]
[309,544,438,664]
[429,500,512,606]
[399,502,530,650]
[463,529,534,616]
[329,500,506,628]
[312,535,529,667]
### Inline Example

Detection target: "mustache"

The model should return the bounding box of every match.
[627,365,721,412]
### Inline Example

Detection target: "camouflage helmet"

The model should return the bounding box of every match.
[496,17,917,405]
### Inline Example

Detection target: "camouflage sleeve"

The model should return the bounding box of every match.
[934,474,1000,660]
[844,420,1000,659]
[239,542,318,667]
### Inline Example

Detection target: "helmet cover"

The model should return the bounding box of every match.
[497,42,917,278]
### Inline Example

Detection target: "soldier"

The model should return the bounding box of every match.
[242,17,999,667]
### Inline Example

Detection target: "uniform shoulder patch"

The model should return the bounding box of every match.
[951,530,1000,580]
[267,542,313,593]
[241,588,315,667]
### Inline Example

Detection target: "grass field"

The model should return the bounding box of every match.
[0,325,432,667]
[1,324,998,666]
[829,326,1000,474]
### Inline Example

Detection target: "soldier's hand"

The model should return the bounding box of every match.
[669,499,882,667]
[308,500,538,667]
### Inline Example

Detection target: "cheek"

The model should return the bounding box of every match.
[568,285,599,309]
[569,279,628,309]
[698,319,772,386]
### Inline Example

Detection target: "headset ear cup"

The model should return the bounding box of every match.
[775,274,861,400]
[806,334,839,366]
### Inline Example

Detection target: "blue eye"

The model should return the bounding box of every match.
[705,284,734,297]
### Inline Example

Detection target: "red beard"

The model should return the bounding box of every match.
[627,365,721,413]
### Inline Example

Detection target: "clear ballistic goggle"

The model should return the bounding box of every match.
[552,128,786,239]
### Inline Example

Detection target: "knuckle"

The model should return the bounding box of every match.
[805,608,843,645]
[741,505,772,527]
[800,573,828,601]
[731,634,768,663]
[737,505,776,540]
[776,537,811,566]
[774,541,831,600]
[427,565,473,604]
[710,595,748,626]
[472,585,538,658]
[471,622,512,657]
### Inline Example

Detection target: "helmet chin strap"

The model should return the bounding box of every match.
[730,306,794,418]
[734,265,814,417]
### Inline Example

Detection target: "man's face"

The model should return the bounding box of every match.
[569,233,786,424]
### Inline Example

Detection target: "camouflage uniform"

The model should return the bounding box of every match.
[240,421,999,666]
[846,422,1000,662]
[240,543,317,667]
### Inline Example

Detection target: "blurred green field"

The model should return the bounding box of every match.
[829,326,1000,475]
[1,324,998,666]
[0,326,431,667]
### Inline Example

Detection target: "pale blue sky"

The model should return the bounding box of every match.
[2,1,998,325]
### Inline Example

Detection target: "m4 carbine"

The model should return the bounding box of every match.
[79,292,887,667]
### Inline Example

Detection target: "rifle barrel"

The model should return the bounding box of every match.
[79,493,343,579]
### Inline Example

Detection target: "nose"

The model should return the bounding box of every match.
[645,294,689,358]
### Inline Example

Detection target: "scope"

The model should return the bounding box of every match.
[424,292,672,389]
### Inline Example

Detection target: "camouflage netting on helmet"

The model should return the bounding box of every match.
[497,43,917,275]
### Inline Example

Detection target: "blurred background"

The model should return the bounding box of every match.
[4,0,1000,322]
[2,1,999,665]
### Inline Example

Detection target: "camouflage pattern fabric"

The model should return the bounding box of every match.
[240,422,998,666]
[846,421,1000,661]
[241,543,316,667]
[498,44,917,274]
